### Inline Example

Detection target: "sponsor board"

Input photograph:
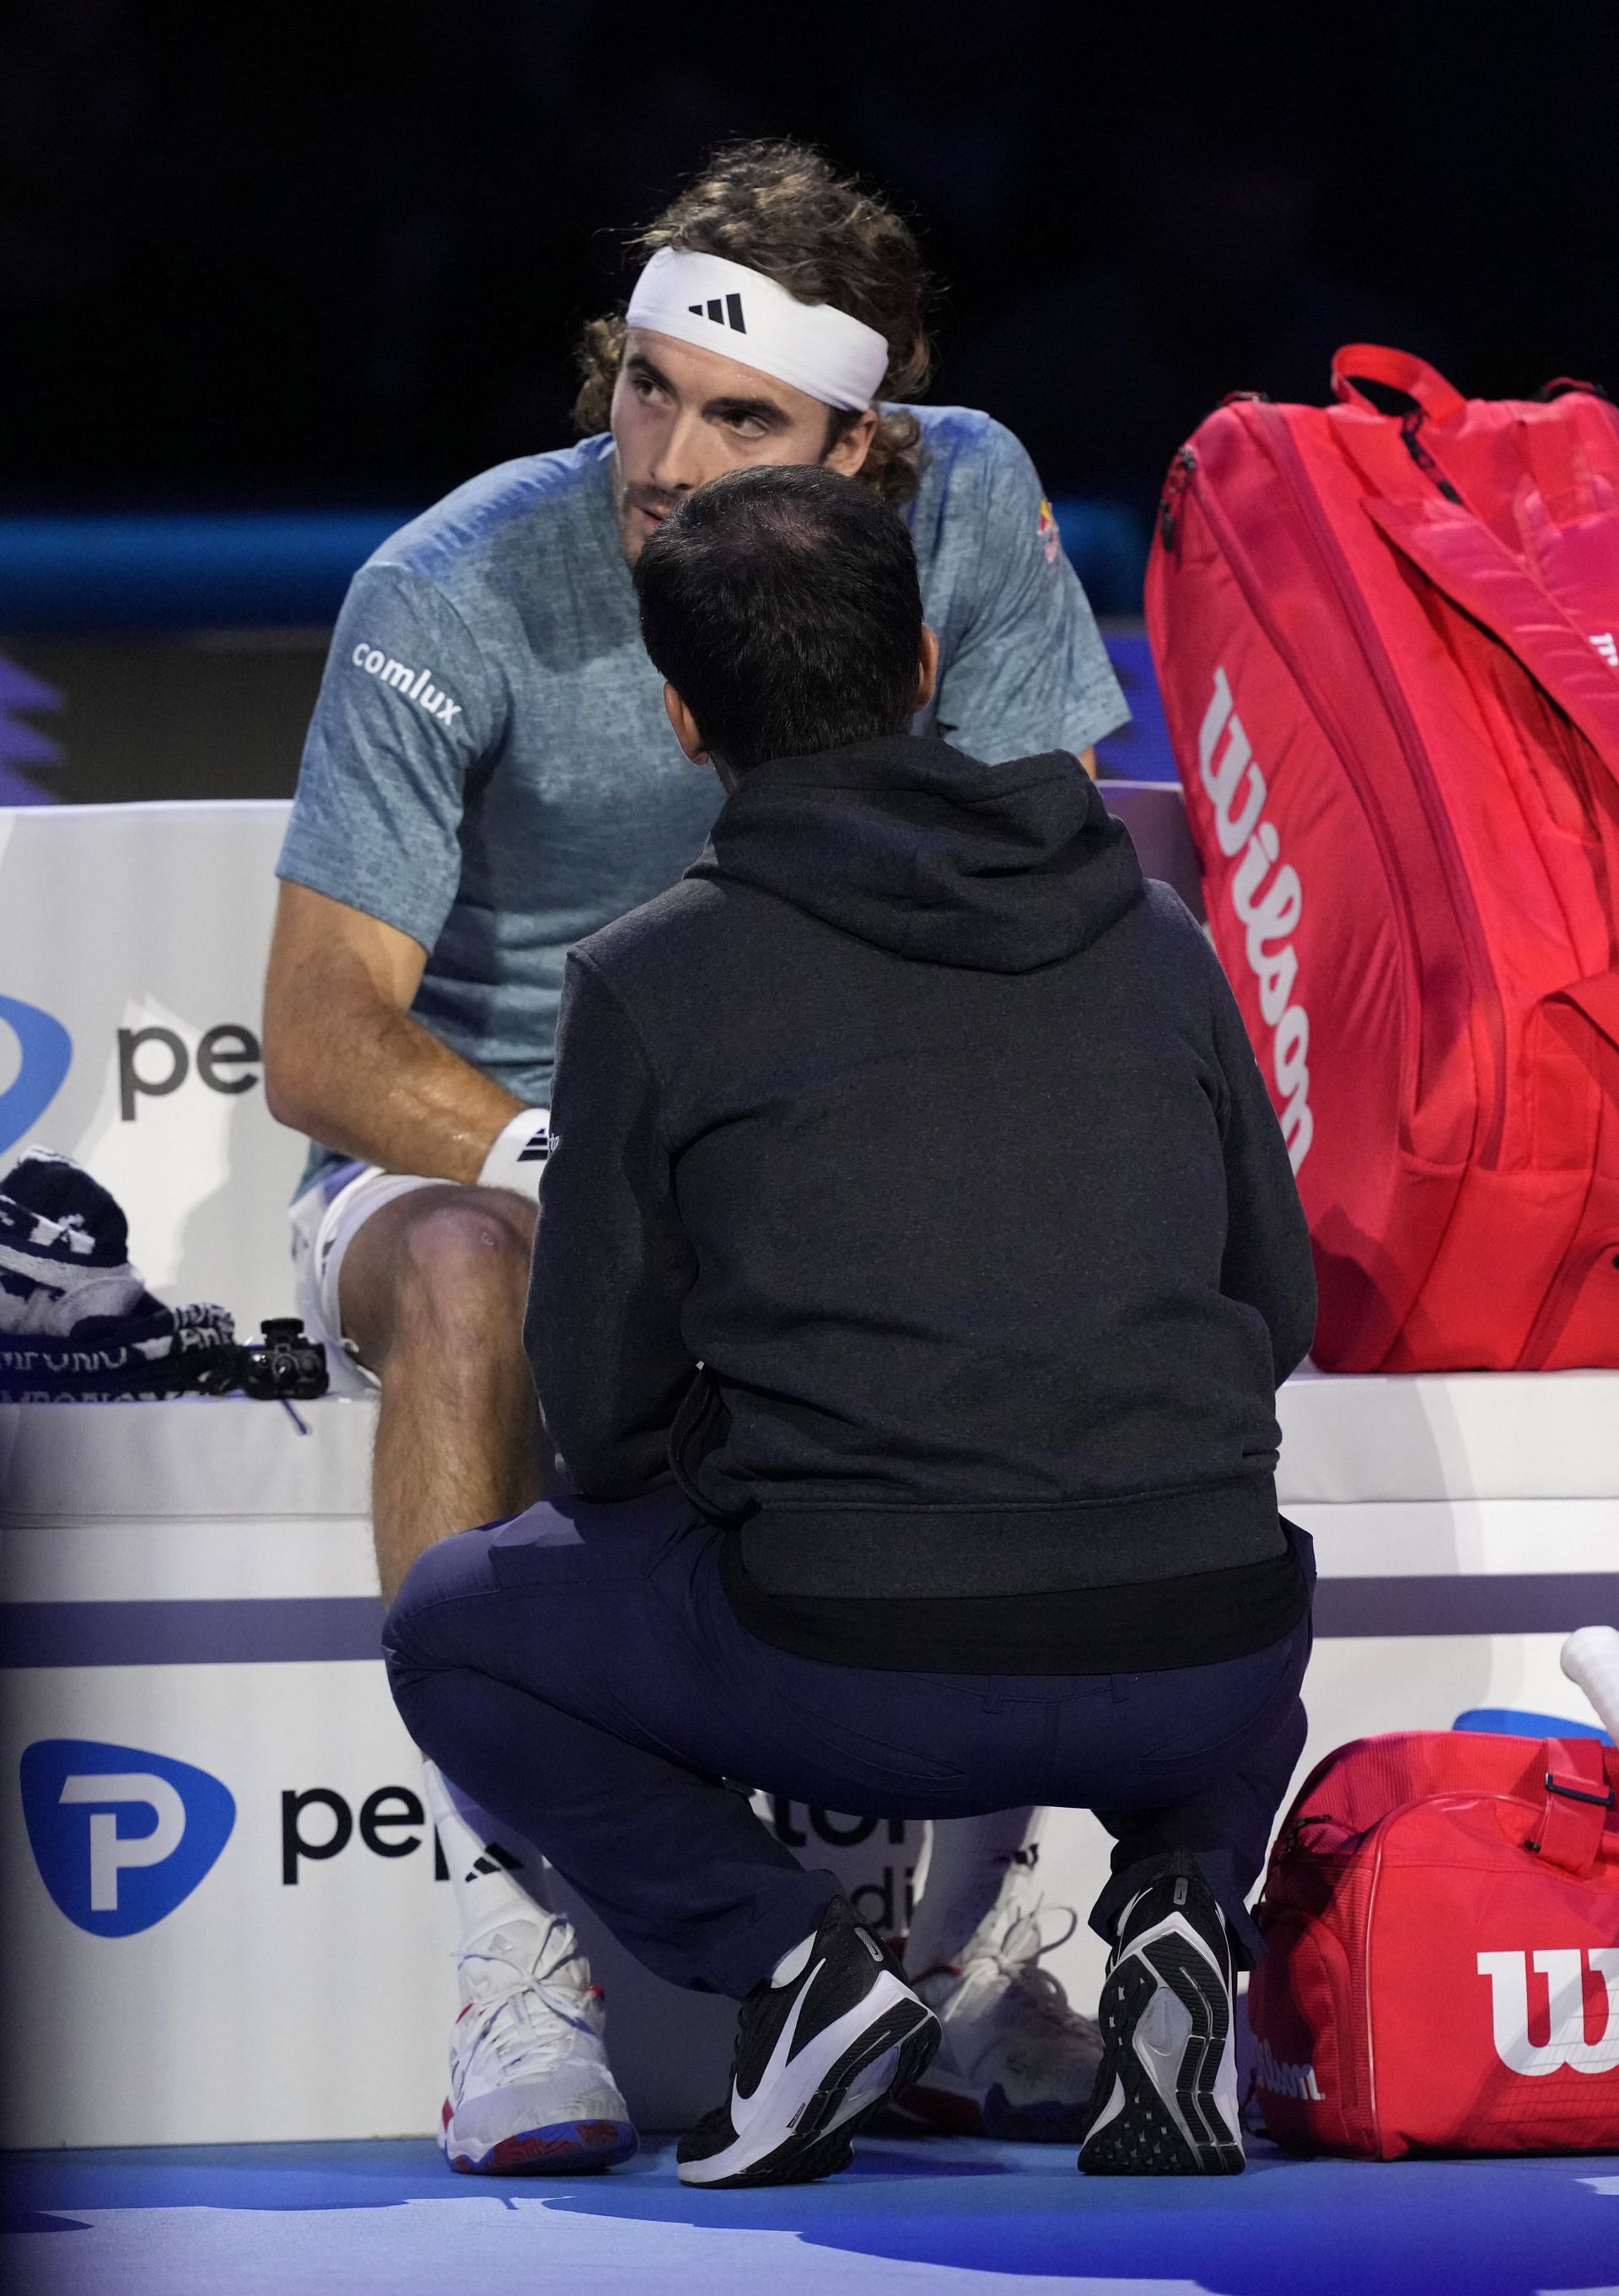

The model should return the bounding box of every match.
[0,804,308,1316]
[0,993,73,1156]
[4,1632,1600,2145]
[1,1659,942,2146]
[21,1737,235,1936]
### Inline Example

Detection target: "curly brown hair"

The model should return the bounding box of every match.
[574,140,932,507]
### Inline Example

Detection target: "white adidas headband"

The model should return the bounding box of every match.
[624,246,890,413]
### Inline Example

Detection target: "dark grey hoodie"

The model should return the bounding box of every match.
[527,734,1316,1673]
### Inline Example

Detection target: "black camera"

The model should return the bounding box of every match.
[239,1316,330,1401]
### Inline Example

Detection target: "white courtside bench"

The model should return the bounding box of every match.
[3,1373,1614,2147]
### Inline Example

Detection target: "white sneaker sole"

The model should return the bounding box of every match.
[442,2099,638,2176]
[679,1972,939,2188]
[1078,1912,1242,2175]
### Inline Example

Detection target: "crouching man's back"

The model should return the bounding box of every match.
[533,503,1315,1679]
[387,462,1319,2191]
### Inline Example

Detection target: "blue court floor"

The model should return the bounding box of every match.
[4,2134,1617,2295]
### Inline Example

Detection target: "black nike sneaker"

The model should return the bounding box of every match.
[1077,1864,1244,2175]
[677,1895,940,2188]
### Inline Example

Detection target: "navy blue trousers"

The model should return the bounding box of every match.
[384,1490,1313,1997]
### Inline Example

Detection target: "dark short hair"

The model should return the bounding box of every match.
[633,465,923,773]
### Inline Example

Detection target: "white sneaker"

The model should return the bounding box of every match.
[440,1912,637,2175]
[900,1903,1105,2142]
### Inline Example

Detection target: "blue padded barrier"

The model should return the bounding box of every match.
[1453,1706,1612,1744]
[0,514,417,633]
[1050,497,1151,617]
[0,499,1156,637]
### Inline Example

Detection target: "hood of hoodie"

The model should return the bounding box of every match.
[686,733,1144,973]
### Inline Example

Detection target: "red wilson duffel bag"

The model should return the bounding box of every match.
[1144,344,1619,1369]
[1248,1731,1619,2159]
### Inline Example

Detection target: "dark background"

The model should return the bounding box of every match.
[8,0,1619,519]
[3,1,1616,804]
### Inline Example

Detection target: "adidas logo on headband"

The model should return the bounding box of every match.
[627,246,888,411]
[689,293,747,335]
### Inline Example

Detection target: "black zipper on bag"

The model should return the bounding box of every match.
[1398,412,1463,503]
[1159,447,1197,550]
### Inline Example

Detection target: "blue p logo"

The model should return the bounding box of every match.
[0,993,73,1156]
[20,1739,236,1937]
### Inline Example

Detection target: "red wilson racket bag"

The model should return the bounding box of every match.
[1143,345,1619,1368]
[1248,1731,1619,2159]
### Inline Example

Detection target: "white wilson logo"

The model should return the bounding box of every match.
[1476,1949,1619,2076]
[1198,669,1313,1173]
[1253,2035,1324,2100]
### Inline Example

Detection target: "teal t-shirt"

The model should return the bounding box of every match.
[277,409,1127,1162]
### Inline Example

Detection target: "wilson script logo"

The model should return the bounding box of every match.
[1253,2036,1324,2101]
[1198,668,1313,1173]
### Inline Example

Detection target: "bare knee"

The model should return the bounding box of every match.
[342,1186,535,1371]
[397,1189,534,1289]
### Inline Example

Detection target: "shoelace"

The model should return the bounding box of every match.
[455,1921,598,2091]
[964,1902,1091,2035]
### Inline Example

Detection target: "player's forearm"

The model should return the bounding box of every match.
[265,988,524,1182]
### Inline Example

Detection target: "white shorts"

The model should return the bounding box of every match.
[289,1161,450,1396]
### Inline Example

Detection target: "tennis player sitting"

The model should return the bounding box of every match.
[266,140,1130,2172]
[384,462,1319,2186]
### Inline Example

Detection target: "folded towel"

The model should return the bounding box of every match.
[0,1299,239,1400]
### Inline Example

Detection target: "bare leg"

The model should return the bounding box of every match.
[336,1185,635,2170]
[340,1185,542,1605]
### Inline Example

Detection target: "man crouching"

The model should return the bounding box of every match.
[385,464,1318,2186]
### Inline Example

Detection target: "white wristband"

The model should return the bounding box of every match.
[478,1108,551,1202]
